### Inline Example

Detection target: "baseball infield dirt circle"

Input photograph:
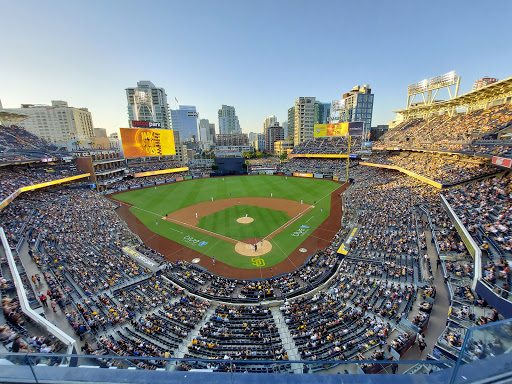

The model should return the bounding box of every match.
[235,239,272,256]
[236,217,254,224]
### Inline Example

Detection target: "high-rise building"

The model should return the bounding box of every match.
[263,115,277,131]
[331,85,374,140]
[274,140,294,156]
[209,123,216,144]
[218,105,241,134]
[215,133,248,147]
[472,77,498,91]
[255,133,266,152]
[248,132,258,147]
[198,118,215,145]
[287,107,295,139]
[170,105,199,141]
[126,80,170,129]
[262,115,278,151]
[2,100,94,143]
[173,131,187,164]
[109,132,121,151]
[293,97,316,146]
[266,123,284,153]
[314,102,331,124]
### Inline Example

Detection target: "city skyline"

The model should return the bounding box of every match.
[1,0,511,136]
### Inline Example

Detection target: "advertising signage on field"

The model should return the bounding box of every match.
[131,121,162,128]
[120,128,176,158]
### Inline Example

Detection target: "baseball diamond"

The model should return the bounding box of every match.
[110,175,346,278]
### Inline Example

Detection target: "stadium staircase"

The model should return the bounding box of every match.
[270,307,302,373]
[172,304,218,361]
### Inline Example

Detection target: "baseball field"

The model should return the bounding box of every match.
[111,175,344,274]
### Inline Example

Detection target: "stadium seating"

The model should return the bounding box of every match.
[0,102,511,376]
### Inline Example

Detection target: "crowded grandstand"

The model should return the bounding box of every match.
[0,79,511,381]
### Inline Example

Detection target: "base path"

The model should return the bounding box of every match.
[110,179,348,279]
[163,197,312,226]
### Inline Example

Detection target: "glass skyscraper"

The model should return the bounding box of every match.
[170,105,199,142]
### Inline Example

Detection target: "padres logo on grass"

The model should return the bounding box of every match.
[251,257,265,267]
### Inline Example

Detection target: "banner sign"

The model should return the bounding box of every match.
[131,121,162,129]
[293,172,313,178]
[492,156,512,168]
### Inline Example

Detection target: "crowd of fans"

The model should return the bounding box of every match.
[127,160,181,174]
[291,137,363,155]
[1,112,511,372]
[443,173,511,295]
[0,165,85,202]
[0,125,66,163]
[278,158,356,178]
[367,152,498,185]
[246,158,280,168]
[381,104,512,146]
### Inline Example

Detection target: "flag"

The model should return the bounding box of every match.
[175,97,179,103]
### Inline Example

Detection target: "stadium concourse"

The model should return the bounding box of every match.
[0,97,511,380]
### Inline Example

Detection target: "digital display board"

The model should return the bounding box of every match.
[314,122,364,137]
[120,128,175,158]
[314,123,348,137]
[293,172,313,178]
[348,122,364,136]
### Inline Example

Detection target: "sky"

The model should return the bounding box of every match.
[1,0,511,136]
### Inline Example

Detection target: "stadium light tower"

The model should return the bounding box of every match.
[406,71,461,110]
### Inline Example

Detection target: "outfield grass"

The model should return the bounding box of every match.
[197,205,291,241]
[114,176,340,269]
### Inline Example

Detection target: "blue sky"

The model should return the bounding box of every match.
[1,0,511,135]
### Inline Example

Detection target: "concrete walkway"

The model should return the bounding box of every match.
[16,241,89,348]
[401,221,450,363]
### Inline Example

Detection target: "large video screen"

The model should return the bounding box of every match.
[314,123,348,137]
[120,128,175,158]
[314,122,364,137]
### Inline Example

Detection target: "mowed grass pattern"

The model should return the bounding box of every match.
[114,176,340,269]
[197,205,290,241]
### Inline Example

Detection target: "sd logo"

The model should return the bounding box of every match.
[251,257,265,267]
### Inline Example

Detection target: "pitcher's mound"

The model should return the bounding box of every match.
[235,239,272,256]
[237,217,254,224]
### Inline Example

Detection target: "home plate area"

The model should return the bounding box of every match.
[235,238,272,256]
